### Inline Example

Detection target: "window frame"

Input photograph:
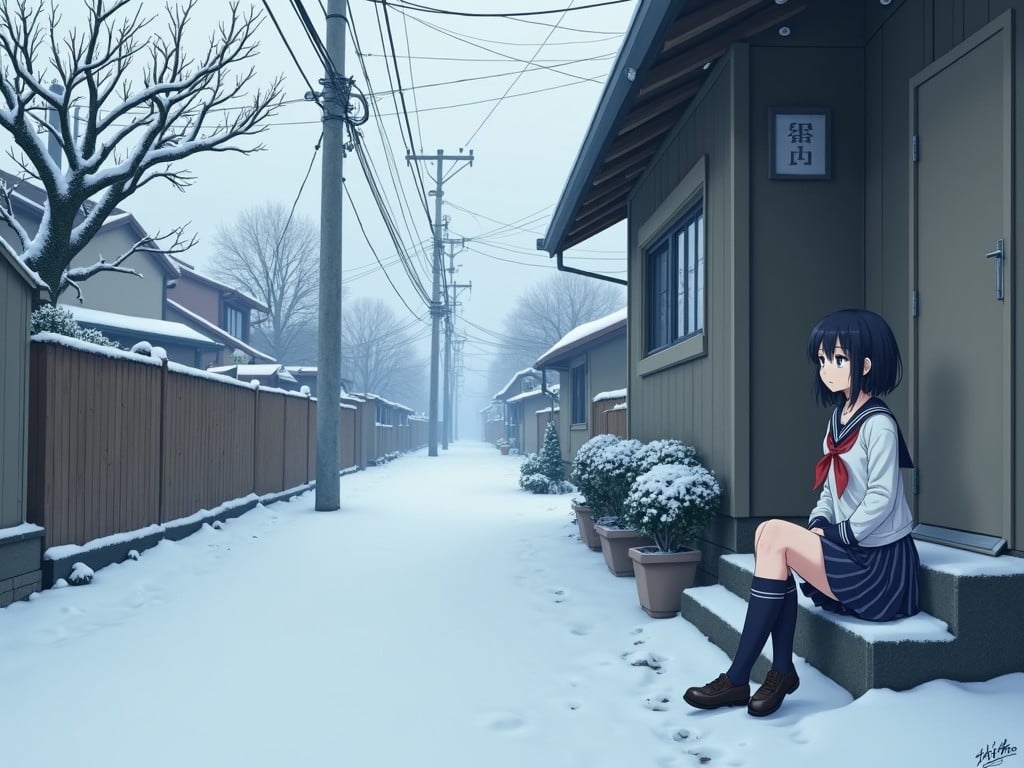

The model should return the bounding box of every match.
[644,202,704,356]
[637,155,708,377]
[570,362,586,426]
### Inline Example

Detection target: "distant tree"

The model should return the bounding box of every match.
[486,272,624,397]
[0,0,284,300]
[343,297,428,410]
[211,203,319,364]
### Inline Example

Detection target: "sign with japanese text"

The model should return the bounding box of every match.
[770,108,830,179]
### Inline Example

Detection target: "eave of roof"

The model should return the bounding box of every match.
[166,299,275,363]
[0,235,50,297]
[170,256,268,313]
[0,169,180,278]
[540,0,809,256]
[535,309,627,369]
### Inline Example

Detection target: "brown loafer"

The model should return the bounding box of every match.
[747,668,800,717]
[683,673,750,710]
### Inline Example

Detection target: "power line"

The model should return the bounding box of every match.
[261,1,323,106]
[463,0,573,146]
[363,0,633,18]
[343,182,429,322]
[357,51,617,62]
[394,10,604,84]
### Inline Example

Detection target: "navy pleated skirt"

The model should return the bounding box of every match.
[800,534,921,621]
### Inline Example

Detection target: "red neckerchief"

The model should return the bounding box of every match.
[812,427,860,497]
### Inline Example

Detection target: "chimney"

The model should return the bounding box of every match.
[46,81,65,170]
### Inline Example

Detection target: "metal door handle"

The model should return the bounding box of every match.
[984,238,1005,301]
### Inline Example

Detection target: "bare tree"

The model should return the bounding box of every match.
[486,272,625,396]
[0,0,284,300]
[211,203,319,364]
[343,297,428,410]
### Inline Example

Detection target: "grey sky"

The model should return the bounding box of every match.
[1,0,635,426]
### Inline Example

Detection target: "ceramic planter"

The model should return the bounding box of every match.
[594,523,653,576]
[628,546,702,618]
[571,500,602,551]
[499,445,510,455]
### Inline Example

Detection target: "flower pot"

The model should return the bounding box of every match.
[571,500,602,551]
[499,445,510,455]
[595,523,654,577]
[628,546,702,618]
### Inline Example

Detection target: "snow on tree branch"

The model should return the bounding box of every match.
[0,0,285,301]
[63,224,197,299]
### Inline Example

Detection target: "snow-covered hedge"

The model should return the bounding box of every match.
[31,303,118,348]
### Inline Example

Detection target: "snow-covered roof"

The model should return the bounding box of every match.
[506,386,557,405]
[208,364,297,383]
[66,305,219,347]
[492,367,540,401]
[534,307,627,369]
[0,234,48,295]
[166,299,275,363]
[354,392,415,412]
[0,169,180,278]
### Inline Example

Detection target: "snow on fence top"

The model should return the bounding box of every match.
[592,388,627,402]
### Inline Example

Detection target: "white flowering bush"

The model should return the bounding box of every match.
[622,463,721,552]
[570,434,619,507]
[587,437,644,524]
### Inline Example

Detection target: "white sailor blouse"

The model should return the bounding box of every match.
[807,398,915,548]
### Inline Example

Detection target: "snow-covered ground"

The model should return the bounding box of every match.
[0,442,1020,768]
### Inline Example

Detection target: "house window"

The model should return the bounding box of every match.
[225,306,245,339]
[645,202,704,354]
[570,363,586,425]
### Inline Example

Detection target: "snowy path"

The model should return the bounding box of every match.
[0,442,1020,767]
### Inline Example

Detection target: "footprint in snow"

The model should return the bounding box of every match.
[644,696,672,712]
[478,712,526,733]
[569,623,589,636]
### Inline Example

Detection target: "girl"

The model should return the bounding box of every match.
[683,308,920,717]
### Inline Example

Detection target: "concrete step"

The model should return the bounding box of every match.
[681,542,1024,698]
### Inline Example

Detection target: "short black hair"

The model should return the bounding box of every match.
[806,308,903,407]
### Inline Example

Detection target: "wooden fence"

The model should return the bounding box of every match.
[27,339,425,549]
[592,396,627,438]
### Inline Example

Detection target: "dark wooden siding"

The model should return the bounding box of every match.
[1,261,33,529]
[627,51,739,511]
[747,42,866,521]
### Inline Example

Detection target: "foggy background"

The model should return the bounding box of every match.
[0,0,633,437]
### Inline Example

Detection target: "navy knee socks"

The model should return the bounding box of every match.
[726,574,796,686]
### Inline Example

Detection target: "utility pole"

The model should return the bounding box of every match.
[441,229,471,448]
[315,0,346,510]
[406,149,473,456]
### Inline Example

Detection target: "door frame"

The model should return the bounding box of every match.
[907,9,1015,546]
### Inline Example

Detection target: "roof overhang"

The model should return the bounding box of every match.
[540,0,809,256]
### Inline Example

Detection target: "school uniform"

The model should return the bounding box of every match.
[802,397,921,622]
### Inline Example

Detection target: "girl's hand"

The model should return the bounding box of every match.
[811,527,824,537]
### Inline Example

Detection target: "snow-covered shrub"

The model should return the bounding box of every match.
[520,472,552,494]
[520,450,574,494]
[587,438,644,525]
[496,437,510,449]
[67,562,95,586]
[539,421,564,484]
[622,463,721,552]
[570,434,619,507]
[31,303,119,348]
[631,439,698,477]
